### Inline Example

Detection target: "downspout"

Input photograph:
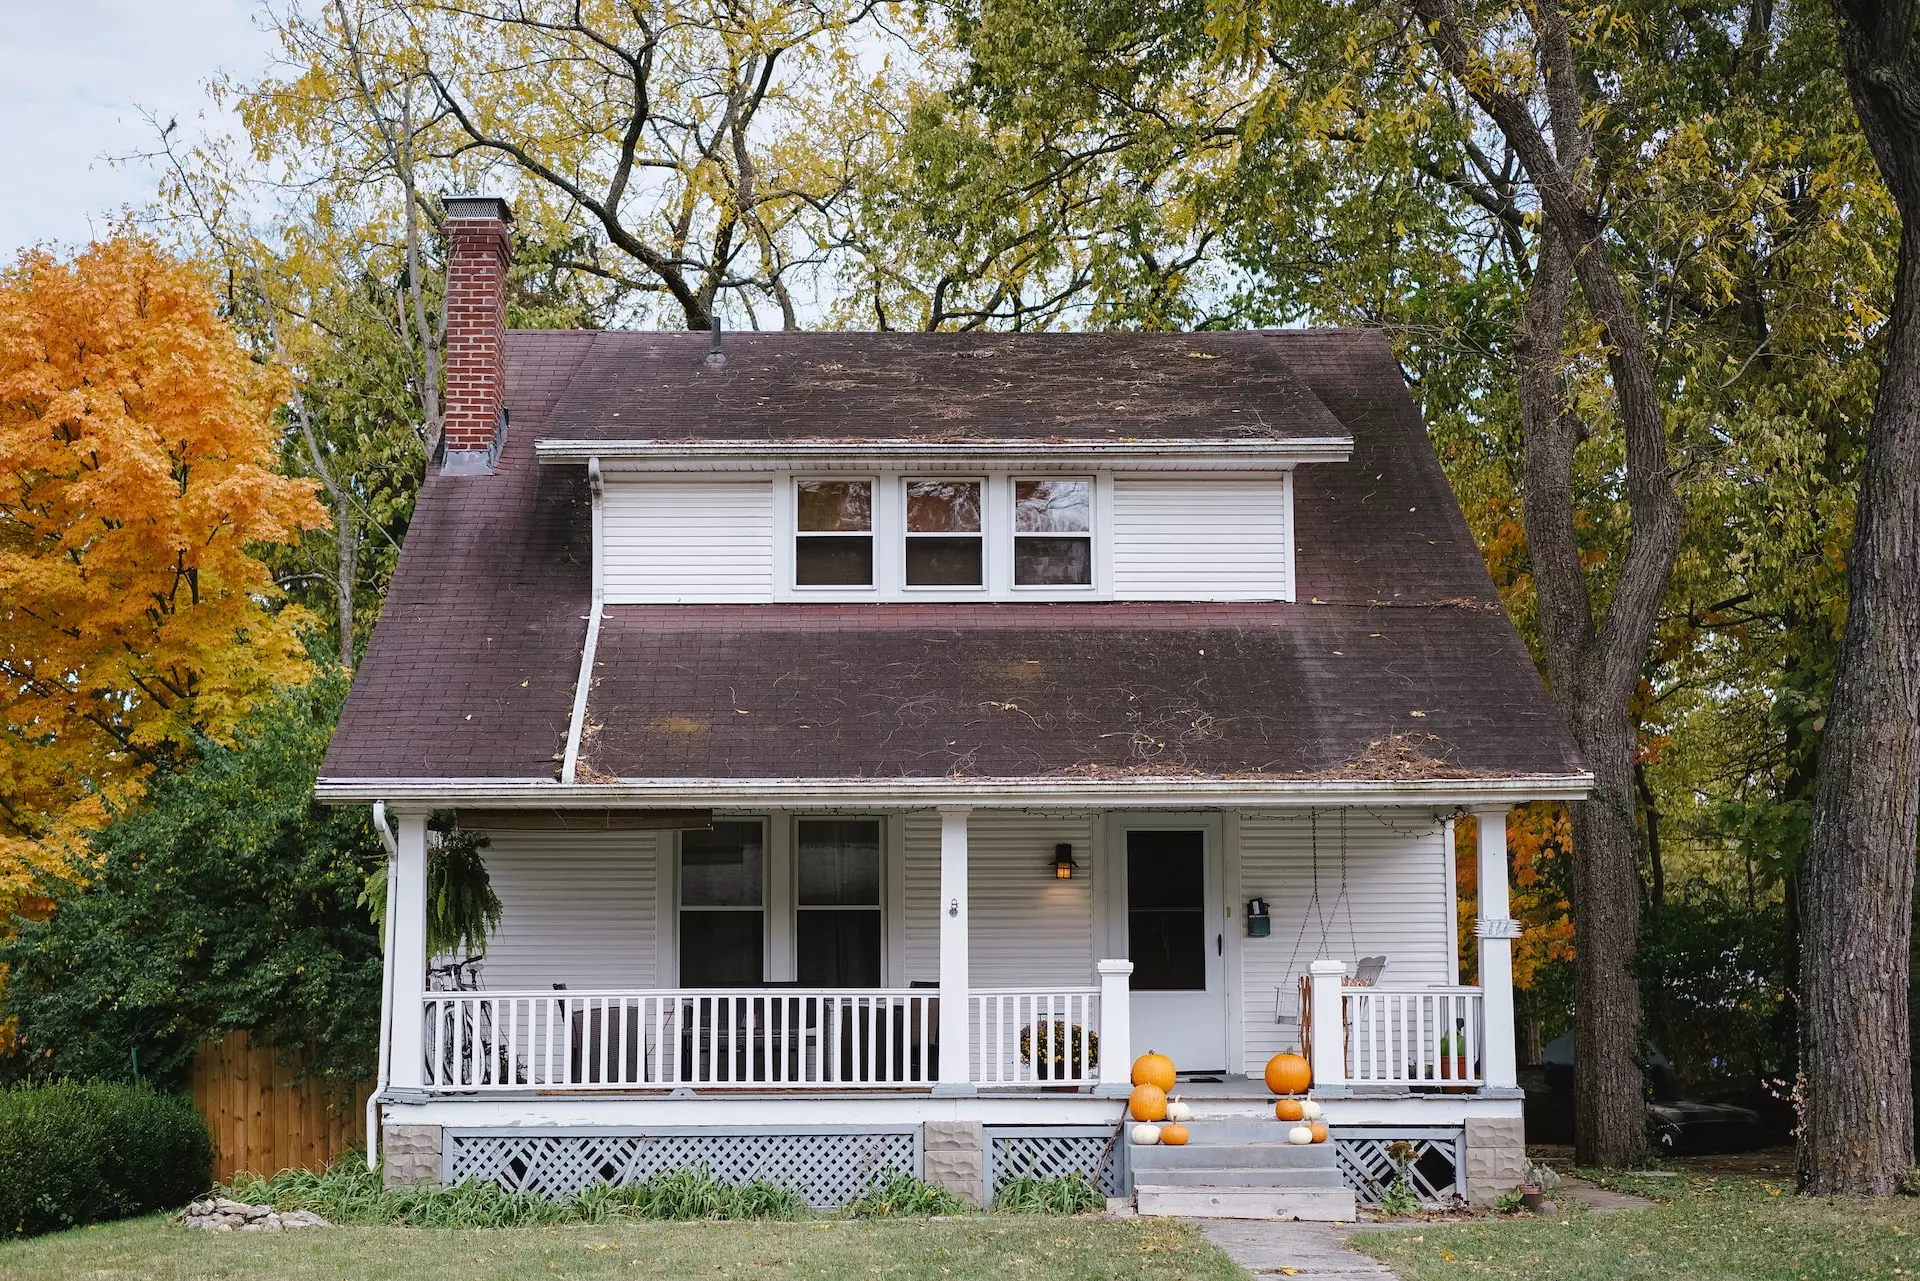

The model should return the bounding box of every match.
[367,801,400,1169]
[561,457,605,784]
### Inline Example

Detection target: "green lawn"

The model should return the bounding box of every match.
[1354,1175,1920,1281]
[0,1215,1243,1281]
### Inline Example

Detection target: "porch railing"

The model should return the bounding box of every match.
[968,989,1102,1087]
[423,989,938,1090]
[1341,985,1484,1088]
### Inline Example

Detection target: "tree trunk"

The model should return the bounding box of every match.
[1570,708,1649,1166]
[1799,0,1920,1198]
[334,503,358,673]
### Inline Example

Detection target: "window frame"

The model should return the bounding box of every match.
[792,816,887,987]
[1009,475,1097,592]
[901,476,988,592]
[791,476,878,591]
[674,818,768,987]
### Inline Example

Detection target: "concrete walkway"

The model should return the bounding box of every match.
[1192,1219,1401,1279]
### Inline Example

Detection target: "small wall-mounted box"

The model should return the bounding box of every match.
[1245,897,1272,938]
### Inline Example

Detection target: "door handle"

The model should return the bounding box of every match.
[1217,934,1223,956]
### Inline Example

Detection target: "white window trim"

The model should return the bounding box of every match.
[672,813,894,987]
[901,476,988,594]
[790,475,879,593]
[778,472,1110,602]
[670,816,770,987]
[1008,474,1099,596]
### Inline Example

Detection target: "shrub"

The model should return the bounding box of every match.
[845,1172,966,1217]
[231,1158,806,1226]
[992,1172,1104,1214]
[0,1082,211,1238]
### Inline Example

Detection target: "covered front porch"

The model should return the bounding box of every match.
[372,795,1526,1112]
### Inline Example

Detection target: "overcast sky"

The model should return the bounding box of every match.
[0,0,280,256]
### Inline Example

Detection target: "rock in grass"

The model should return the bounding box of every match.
[181,1198,330,1230]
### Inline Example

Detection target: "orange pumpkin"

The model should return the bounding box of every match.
[1309,1122,1329,1144]
[1265,1052,1312,1096]
[1159,1123,1190,1146]
[1132,1051,1177,1092]
[1128,1083,1169,1122]
[1275,1098,1306,1122]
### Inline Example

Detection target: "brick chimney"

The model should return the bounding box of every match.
[441,195,514,475]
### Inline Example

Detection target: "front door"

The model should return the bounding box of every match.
[1124,827,1227,1073]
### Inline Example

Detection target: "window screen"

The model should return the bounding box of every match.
[1127,829,1207,991]
[1014,479,1093,586]
[795,480,874,586]
[796,819,882,986]
[679,821,765,986]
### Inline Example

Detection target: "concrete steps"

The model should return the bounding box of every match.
[1132,1119,1354,1222]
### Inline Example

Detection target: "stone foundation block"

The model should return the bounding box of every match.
[923,1120,986,1209]
[1463,1115,1528,1205]
[382,1123,444,1189]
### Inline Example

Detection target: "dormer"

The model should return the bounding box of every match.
[531,334,1353,605]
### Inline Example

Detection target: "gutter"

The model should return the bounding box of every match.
[560,457,605,784]
[318,773,1596,809]
[535,438,1354,469]
[367,801,401,1169]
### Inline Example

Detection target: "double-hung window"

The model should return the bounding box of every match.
[795,819,883,986]
[678,821,765,986]
[794,480,873,586]
[904,479,983,587]
[1013,478,1093,586]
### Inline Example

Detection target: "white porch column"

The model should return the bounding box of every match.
[1473,806,1520,1091]
[387,810,430,1091]
[1095,959,1133,1096]
[936,806,974,1094]
[1307,959,1349,1095]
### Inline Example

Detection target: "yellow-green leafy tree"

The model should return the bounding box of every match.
[0,235,328,924]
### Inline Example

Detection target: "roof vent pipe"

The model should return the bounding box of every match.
[706,315,726,368]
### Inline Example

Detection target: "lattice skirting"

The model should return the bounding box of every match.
[1333,1127,1464,1206]
[444,1127,919,1207]
[985,1126,1127,1200]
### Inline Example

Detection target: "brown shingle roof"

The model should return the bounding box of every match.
[536,331,1351,444]
[319,328,1581,785]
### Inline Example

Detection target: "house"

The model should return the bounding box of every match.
[316,196,1589,1219]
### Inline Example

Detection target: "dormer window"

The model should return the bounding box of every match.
[794,479,873,586]
[1013,479,1092,586]
[904,479,984,587]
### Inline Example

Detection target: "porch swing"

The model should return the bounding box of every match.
[1271,809,1387,1053]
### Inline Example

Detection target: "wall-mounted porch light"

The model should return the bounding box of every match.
[1053,842,1078,879]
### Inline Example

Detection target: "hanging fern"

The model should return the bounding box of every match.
[361,812,502,960]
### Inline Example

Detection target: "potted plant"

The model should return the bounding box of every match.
[1020,1021,1098,1090]
[1438,1025,1470,1093]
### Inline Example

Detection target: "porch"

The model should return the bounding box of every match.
[371,799,1531,1205]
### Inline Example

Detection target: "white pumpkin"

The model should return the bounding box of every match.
[1287,1125,1315,1145]
[1299,1099,1324,1121]
[1131,1124,1163,1145]
[1165,1100,1194,1123]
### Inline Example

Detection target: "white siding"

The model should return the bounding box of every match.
[478,829,661,990]
[1111,478,1291,600]
[603,479,773,603]
[902,811,1097,990]
[1235,810,1453,1074]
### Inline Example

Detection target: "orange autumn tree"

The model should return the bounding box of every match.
[1456,804,1576,994]
[0,234,328,919]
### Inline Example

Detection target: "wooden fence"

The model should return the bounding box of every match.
[189,1030,372,1182]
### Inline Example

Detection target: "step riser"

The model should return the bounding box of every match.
[1161,1122,1337,1142]
[1132,1167,1349,1189]
[1135,1187,1356,1222]
[1131,1143,1339,1170]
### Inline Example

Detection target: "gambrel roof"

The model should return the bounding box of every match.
[319,328,1585,788]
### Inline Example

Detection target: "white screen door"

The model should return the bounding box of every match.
[1124,827,1227,1073]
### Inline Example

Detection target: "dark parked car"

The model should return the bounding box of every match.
[1526,1033,1765,1155]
